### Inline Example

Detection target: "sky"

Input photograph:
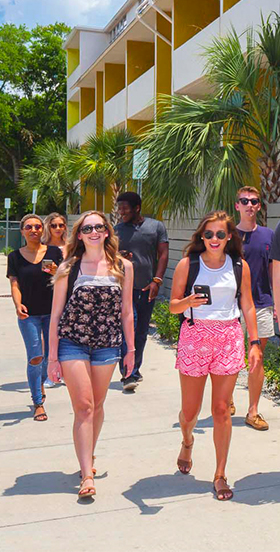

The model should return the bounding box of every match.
[0,0,126,29]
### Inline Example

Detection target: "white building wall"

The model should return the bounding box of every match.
[127,67,154,119]
[104,89,126,129]
[68,110,96,146]
[126,2,138,25]
[80,31,110,73]
[173,0,279,95]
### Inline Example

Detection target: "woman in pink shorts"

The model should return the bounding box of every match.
[170,211,261,501]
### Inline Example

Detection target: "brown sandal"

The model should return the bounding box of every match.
[213,475,233,501]
[33,404,48,422]
[79,456,96,478]
[177,437,194,474]
[78,475,96,498]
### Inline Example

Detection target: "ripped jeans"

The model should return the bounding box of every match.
[18,315,50,405]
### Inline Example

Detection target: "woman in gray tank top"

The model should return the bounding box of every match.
[48,211,135,499]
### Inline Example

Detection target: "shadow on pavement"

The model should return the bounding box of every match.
[109,381,123,391]
[123,473,212,515]
[3,471,78,496]
[233,472,280,505]
[0,381,29,393]
[123,471,280,514]
[0,406,34,426]
[173,416,246,431]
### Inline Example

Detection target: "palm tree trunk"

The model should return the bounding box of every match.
[258,155,280,225]
[110,182,122,226]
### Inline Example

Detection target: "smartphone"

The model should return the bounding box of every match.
[119,250,133,260]
[41,259,54,271]
[194,284,212,305]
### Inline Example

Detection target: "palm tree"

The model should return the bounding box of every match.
[72,128,138,223]
[20,140,80,214]
[141,12,280,222]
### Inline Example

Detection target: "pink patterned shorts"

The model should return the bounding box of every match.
[176,318,245,377]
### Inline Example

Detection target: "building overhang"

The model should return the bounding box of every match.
[71,10,156,90]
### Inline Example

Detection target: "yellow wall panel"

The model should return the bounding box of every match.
[81,88,95,120]
[81,185,95,212]
[104,184,114,213]
[96,71,104,133]
[127,119,151,135]
[67,100,79,130]
[157,12,172,41]
[174,0,220,50]
[67,48,80,77]
[127,41,155,85]
[224,0,240,11]
[105,64,125,102]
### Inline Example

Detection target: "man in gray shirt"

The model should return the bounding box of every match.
[115,192,169,391]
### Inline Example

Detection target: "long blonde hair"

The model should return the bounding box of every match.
[42,212,68,244]
[54,211,124,285]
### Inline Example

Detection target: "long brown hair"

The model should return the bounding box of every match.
[42,212,67,244]
[184,211,243,258]
[54,211,124,285]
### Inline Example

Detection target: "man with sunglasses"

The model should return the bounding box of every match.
[234,186,274,430]
[115,192,169,391]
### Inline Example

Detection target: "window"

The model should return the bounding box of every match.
[109,15,127,44]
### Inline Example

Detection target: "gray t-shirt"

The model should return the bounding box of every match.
[114,218,168,289]
[270,221,280,261]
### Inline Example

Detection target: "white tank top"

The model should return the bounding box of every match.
[184,254,240,321]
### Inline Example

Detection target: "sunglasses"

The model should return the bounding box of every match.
[80,223,107,234]
[50,223,65,229]
[203,230,227,240]
[238,197,260,206]
[23,224,42,231]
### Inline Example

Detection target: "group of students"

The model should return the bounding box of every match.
[6,186,279,501]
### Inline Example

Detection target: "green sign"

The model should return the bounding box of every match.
[132,149,149,180]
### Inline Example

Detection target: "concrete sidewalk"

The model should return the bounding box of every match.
[0,253,280,552]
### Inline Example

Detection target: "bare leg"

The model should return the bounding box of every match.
[211,373,238,499]
[178,373,207,470]
[61,359,95,492]
[90,363,116,455]
[248,338,267,417]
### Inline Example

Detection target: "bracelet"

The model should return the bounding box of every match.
[127,349,136,352]
[153,277,163,286]
[49,359,58,362]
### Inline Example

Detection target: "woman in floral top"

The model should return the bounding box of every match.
[48,211,134,498]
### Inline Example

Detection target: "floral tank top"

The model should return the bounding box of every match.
[58,273,122,349]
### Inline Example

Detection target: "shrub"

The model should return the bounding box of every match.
[151,300,180,342]
[263,340,280,393]
[1,246,14,256]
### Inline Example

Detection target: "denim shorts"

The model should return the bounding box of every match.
[58,338,121,366]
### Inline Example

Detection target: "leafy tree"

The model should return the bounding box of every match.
[0,22,70,215]
[72,129,138,223]
[141,13,280,222]
[20,140,80,214]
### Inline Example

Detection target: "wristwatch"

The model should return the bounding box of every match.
[153,277,163,286]
[250,339,261,346]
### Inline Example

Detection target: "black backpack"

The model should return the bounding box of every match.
[179,252,243,327]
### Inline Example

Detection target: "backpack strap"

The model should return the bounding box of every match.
[232,256,243,309]
[66,259,81,302]
[179,252,200,328]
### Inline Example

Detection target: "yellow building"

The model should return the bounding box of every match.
[64,0,277,213]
